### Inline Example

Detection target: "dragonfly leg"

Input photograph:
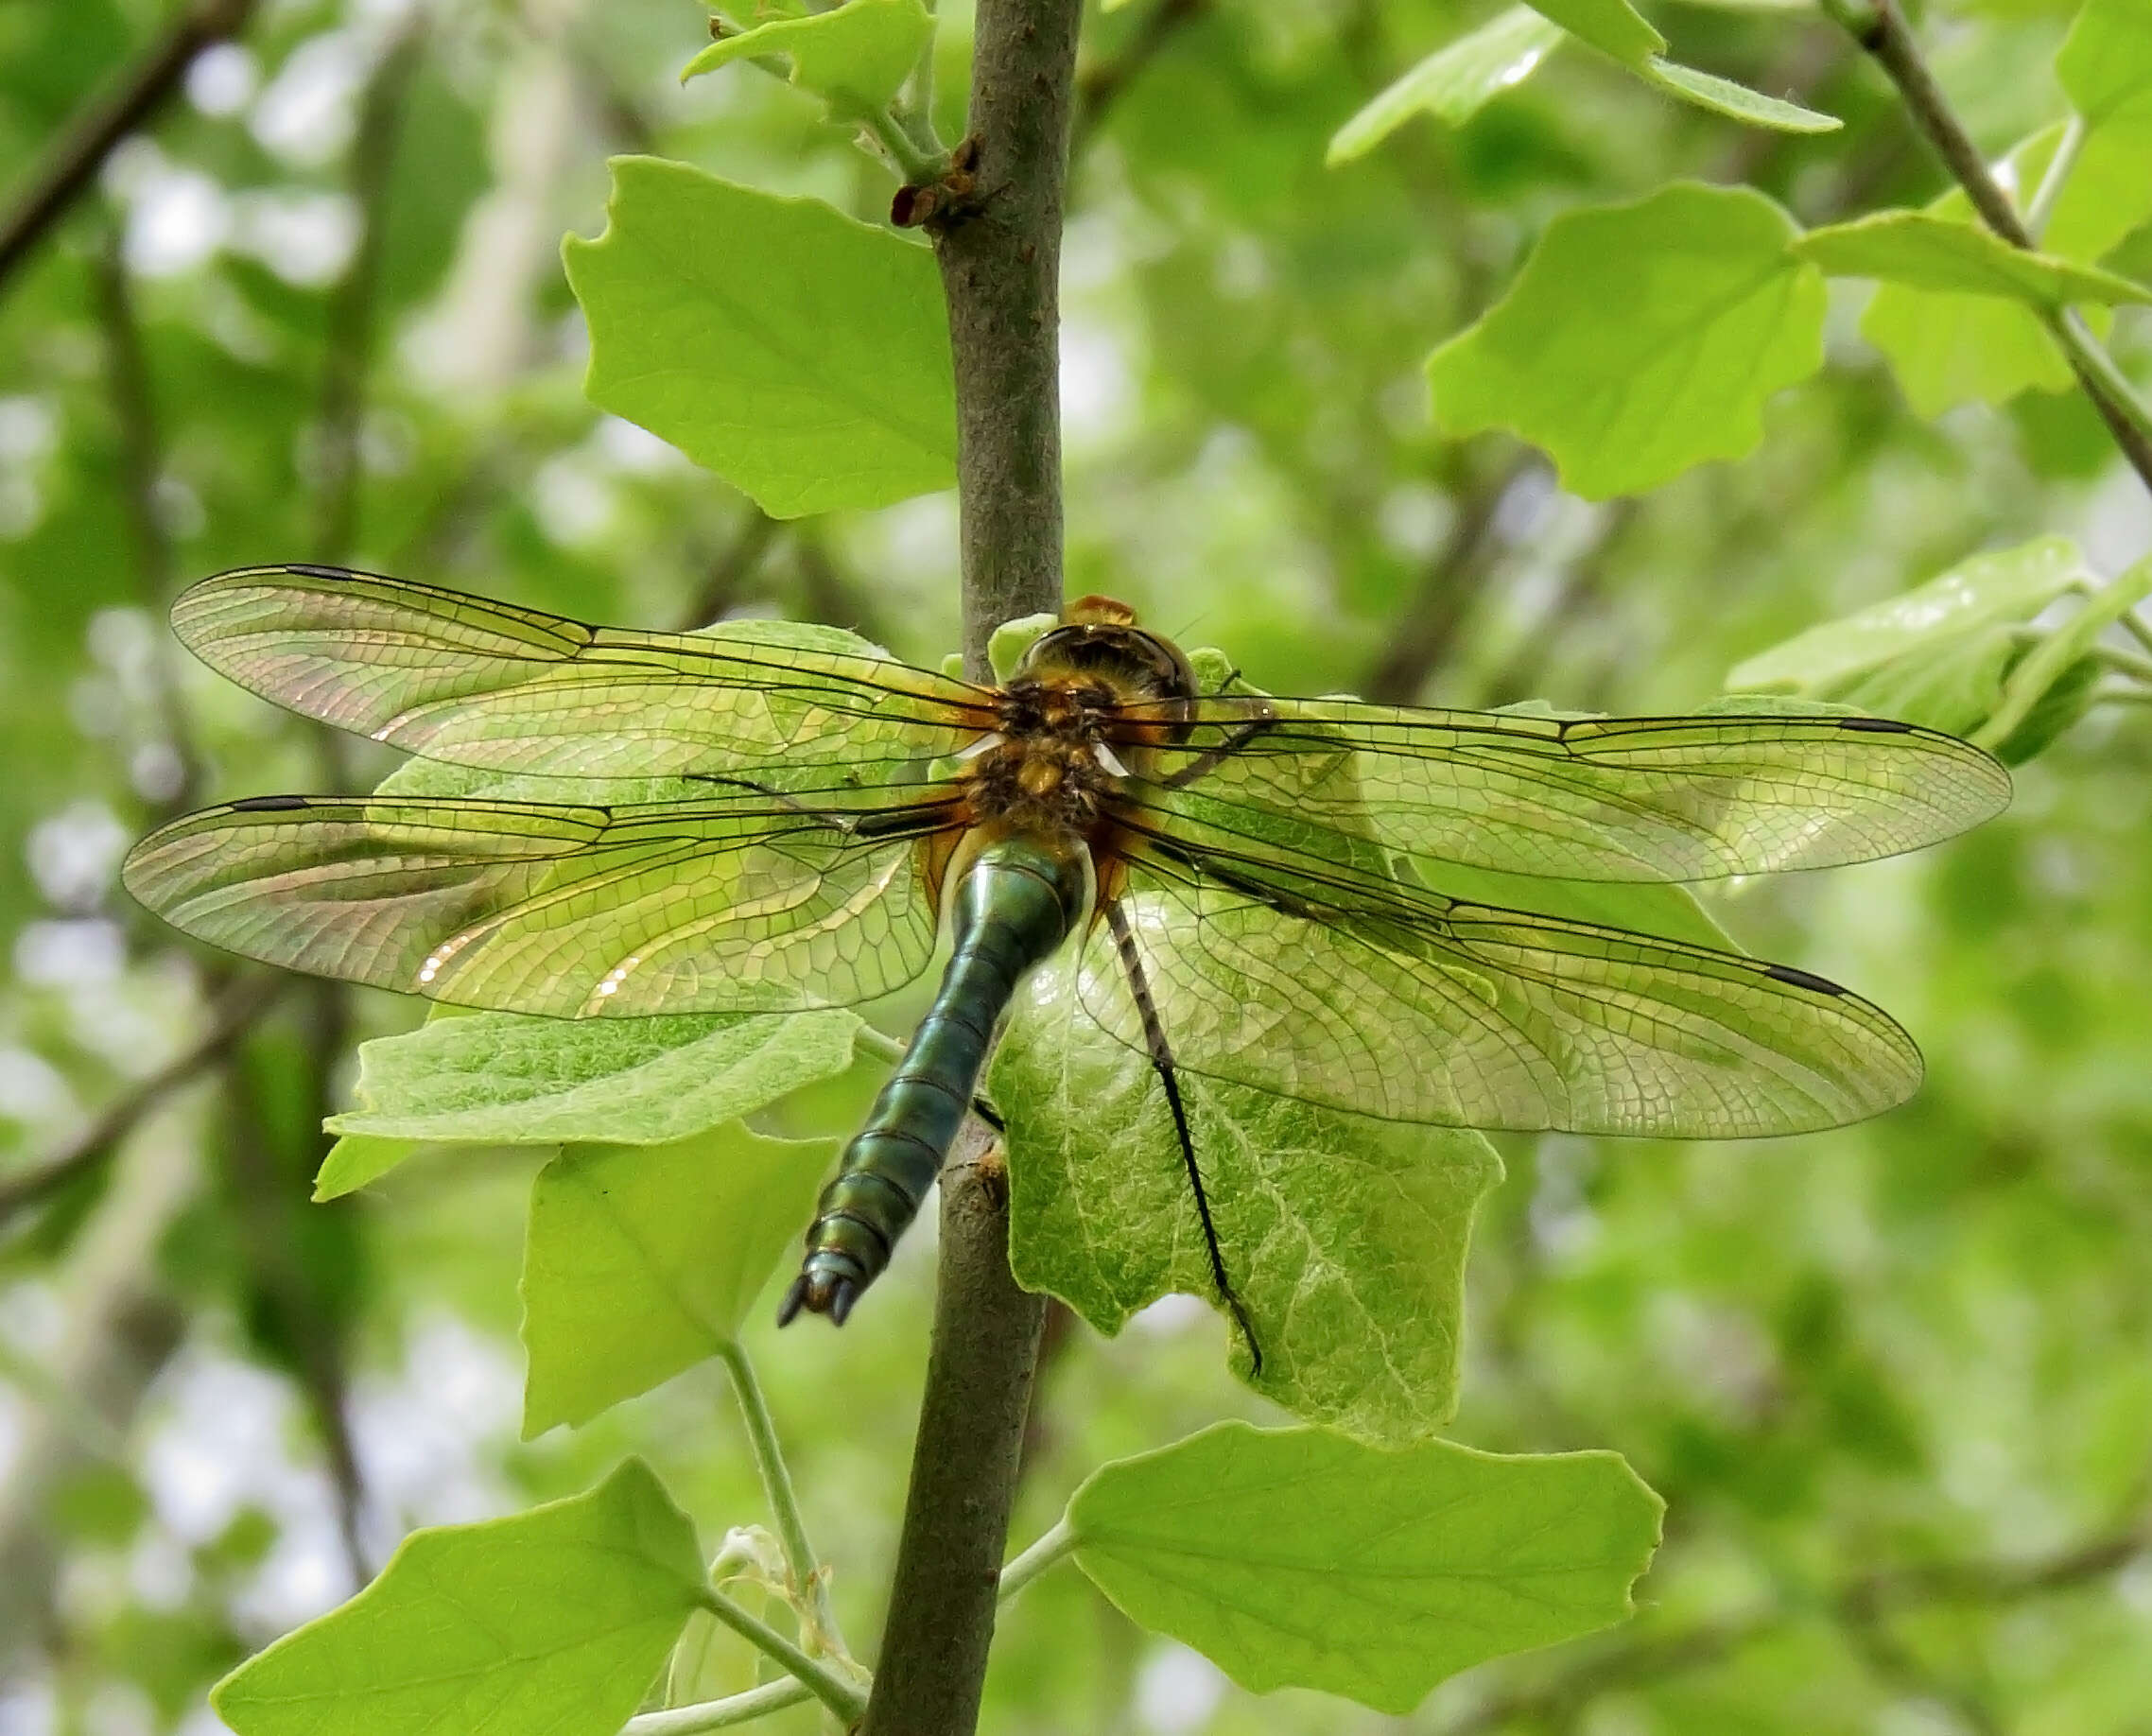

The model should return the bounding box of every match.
[687,773,863,833]
[1156,707,1280,790]
[1103,902,1263,1375]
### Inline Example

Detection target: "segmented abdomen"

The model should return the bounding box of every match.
[780,832,1087,1326]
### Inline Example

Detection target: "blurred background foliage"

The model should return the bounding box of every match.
[1,0,2148,1732]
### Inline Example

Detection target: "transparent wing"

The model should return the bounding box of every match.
[1118,695,2009,882]
[123,788,957,1016]
[172,566,996,782]
[1079,826,1922,1137]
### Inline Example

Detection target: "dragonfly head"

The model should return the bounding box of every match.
[1010,595,1198,712]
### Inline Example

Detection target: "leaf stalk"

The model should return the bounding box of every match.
[691,1585,868,1724]
[996,1517,1076,1603]
[716,1341,847,1657]
[1975,556,2152,751]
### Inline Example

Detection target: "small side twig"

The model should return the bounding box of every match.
[0,973,281,1232]
[693,1585,867,1725]
[0,0,260,297]
[679,509,782,630]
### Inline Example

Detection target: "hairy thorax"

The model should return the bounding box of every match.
[953,598,1202,846]
[958,676,1127,838]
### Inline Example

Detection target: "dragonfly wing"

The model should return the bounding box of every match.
[123,790,952,1016]
[173,566,995,782]
[1126,696,2009,881]
[1078,844,1921,1137]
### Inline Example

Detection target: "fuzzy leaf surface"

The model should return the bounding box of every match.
[318,1009,859,1190]
[1427,182,1824,497]
[564,157,954,517]
[211,1461,704,1736]
[521,1125,836,1433]
[1327,8,1566,161]
[1728,536,2088,695]
[993,967,1501,1446]
[1067,1421,1664,1713]
[682,0,932,111]
[1638,59,1840,131]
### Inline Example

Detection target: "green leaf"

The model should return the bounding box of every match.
[1992,651,2103,763]
[212,1461,705,1736]
[994,978,1501,1445]
[1861,286,2070,416]
[987,609,1060,684]
[1067,1422,1664,1713]
[521,1125,835,1434]
[1728,536,2088,694]
[1427,182,1825,498]
[1726,538,2096,747]
[1326,8,1567,163]
[682,0,933,113]
[1637,58,1841,133]
[564,156,955,518]
[313,1135,422,1201]
[2056,0,2152,269]
[1852,125,2140,414]
[1524,0,1663,63]
[2057,0,2152,121]
[1795,212,2152,308]
[318,1010,860,1190]
[1328,0,1837,158]
[2058,0,2152,192]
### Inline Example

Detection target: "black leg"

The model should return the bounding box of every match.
[1104,902,1263,1375]
[1157,705,1280,790]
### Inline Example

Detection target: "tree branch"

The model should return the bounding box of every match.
[0,972,281,1232]
[93,225,203,813]
[311,20,424,571]
[1821,0,2152,493]
[859,1130,1052,1736]
[0,0,259,297]
[1071,0,1206,156]
[929,0,1083,675]
[861,14,1079,1725]
[1362,456,1530,704]
[1433,1506,2152,1734]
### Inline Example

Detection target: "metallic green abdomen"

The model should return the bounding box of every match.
[780,833,1087,1325]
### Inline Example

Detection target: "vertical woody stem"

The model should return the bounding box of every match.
[859,2,1085,1732]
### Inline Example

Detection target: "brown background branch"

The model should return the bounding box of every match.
[0,0,259,297]
[1434,1506,2152,1735]
[0,972,280,1231]
[1071,0,1206,157]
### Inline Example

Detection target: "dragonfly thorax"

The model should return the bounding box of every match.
[958,705,1120,837]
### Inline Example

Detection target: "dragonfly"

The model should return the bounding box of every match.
[124,566,2009,1369]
